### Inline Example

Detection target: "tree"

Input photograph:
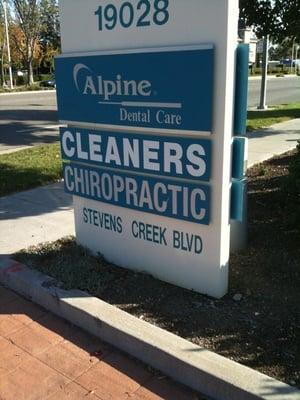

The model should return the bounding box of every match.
[10,22,41,71]
[276,0,300,42]
[9,0,42,84]
[239,0,300,42]
[39,0,60,73]
[0,3,5,85]
[39,0,60,51]
[239,0,278,39]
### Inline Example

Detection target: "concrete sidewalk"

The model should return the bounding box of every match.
[0,285,199,399]
[0,182,74,255]
[247,118,300,167]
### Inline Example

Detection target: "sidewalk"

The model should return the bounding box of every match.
[0,285,199,400]
[246,118,300,167]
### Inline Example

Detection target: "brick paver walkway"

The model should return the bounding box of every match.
[0,286,202,400]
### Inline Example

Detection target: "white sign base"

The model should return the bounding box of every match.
[59,0,239,298]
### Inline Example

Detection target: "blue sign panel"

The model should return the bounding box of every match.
[60,128,212,182]
[55,46,214,134]
[63,163,210,225]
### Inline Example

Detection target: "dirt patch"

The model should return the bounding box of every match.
[15,150,300,388]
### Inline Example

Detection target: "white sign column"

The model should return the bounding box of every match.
[57,0,239,298]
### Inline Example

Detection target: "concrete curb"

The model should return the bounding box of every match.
[0,89,56,96]
[0,257,299,400]
[248,74,298,81]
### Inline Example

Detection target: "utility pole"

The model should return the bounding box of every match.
[258,35,269,110]
[2,0,13,89]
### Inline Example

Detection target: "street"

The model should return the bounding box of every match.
[0,76,299,153]
[248,75,300,107]
[0,91,58,153]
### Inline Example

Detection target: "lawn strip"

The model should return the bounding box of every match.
[247,102,300,131]
[0,144,62,196]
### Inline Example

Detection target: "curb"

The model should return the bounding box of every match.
[0,89,56,96]
[0,257,299,400]
[248,74,298,81]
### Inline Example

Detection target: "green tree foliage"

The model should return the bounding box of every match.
[276,0,300,42]
[39,0,60,72]
[239,0,279,39]
[239,0,300,42]
[40,0,60,51]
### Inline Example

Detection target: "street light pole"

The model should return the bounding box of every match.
[2,0,13,89]
[291,38,295,74]
[258,35,269,110]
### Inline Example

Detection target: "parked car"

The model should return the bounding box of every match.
[40,75,56,88]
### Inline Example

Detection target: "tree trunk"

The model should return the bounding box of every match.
[0,50,5,86]
[27,43,34,85]
[28,60,34,85]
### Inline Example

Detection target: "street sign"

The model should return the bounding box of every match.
[55,46,214,135]
[58,0,239,298]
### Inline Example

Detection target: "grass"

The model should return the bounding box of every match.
[0,144,62,197]
[247,102,300,131]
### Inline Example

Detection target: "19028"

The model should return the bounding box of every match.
[94,0,170,31]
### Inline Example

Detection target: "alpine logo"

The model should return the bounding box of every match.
[73,63,152,101]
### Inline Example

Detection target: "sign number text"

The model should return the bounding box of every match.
[94,0,170,31]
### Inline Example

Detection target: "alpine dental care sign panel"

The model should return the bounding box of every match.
[57,0,239,298]
[56,47,214,135]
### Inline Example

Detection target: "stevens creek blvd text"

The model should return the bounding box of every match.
[82,207,203,254]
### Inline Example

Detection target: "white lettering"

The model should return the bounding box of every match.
[123,139,140,168]
[83,76,97,95]
[105,137,121,166]
[164,142,183,175]
[76,131,88,160]
[187,145,206,177]
[62,131,75,158]
[89,134,102,162]
[144,140,160,172]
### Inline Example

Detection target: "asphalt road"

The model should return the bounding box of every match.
[0,90,58,153]
[0,76,299,152]
[248,75,300,108]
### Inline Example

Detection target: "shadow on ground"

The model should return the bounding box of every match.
[0,182,72,221]
[0,109,59,149]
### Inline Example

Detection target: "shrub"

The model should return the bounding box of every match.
[26,83,42,91]
[16,75,26,86]
[36,74,52,82]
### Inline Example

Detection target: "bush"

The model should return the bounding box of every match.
[25,83,42,91]
[16,75,26,86]
[36,74,52,82]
